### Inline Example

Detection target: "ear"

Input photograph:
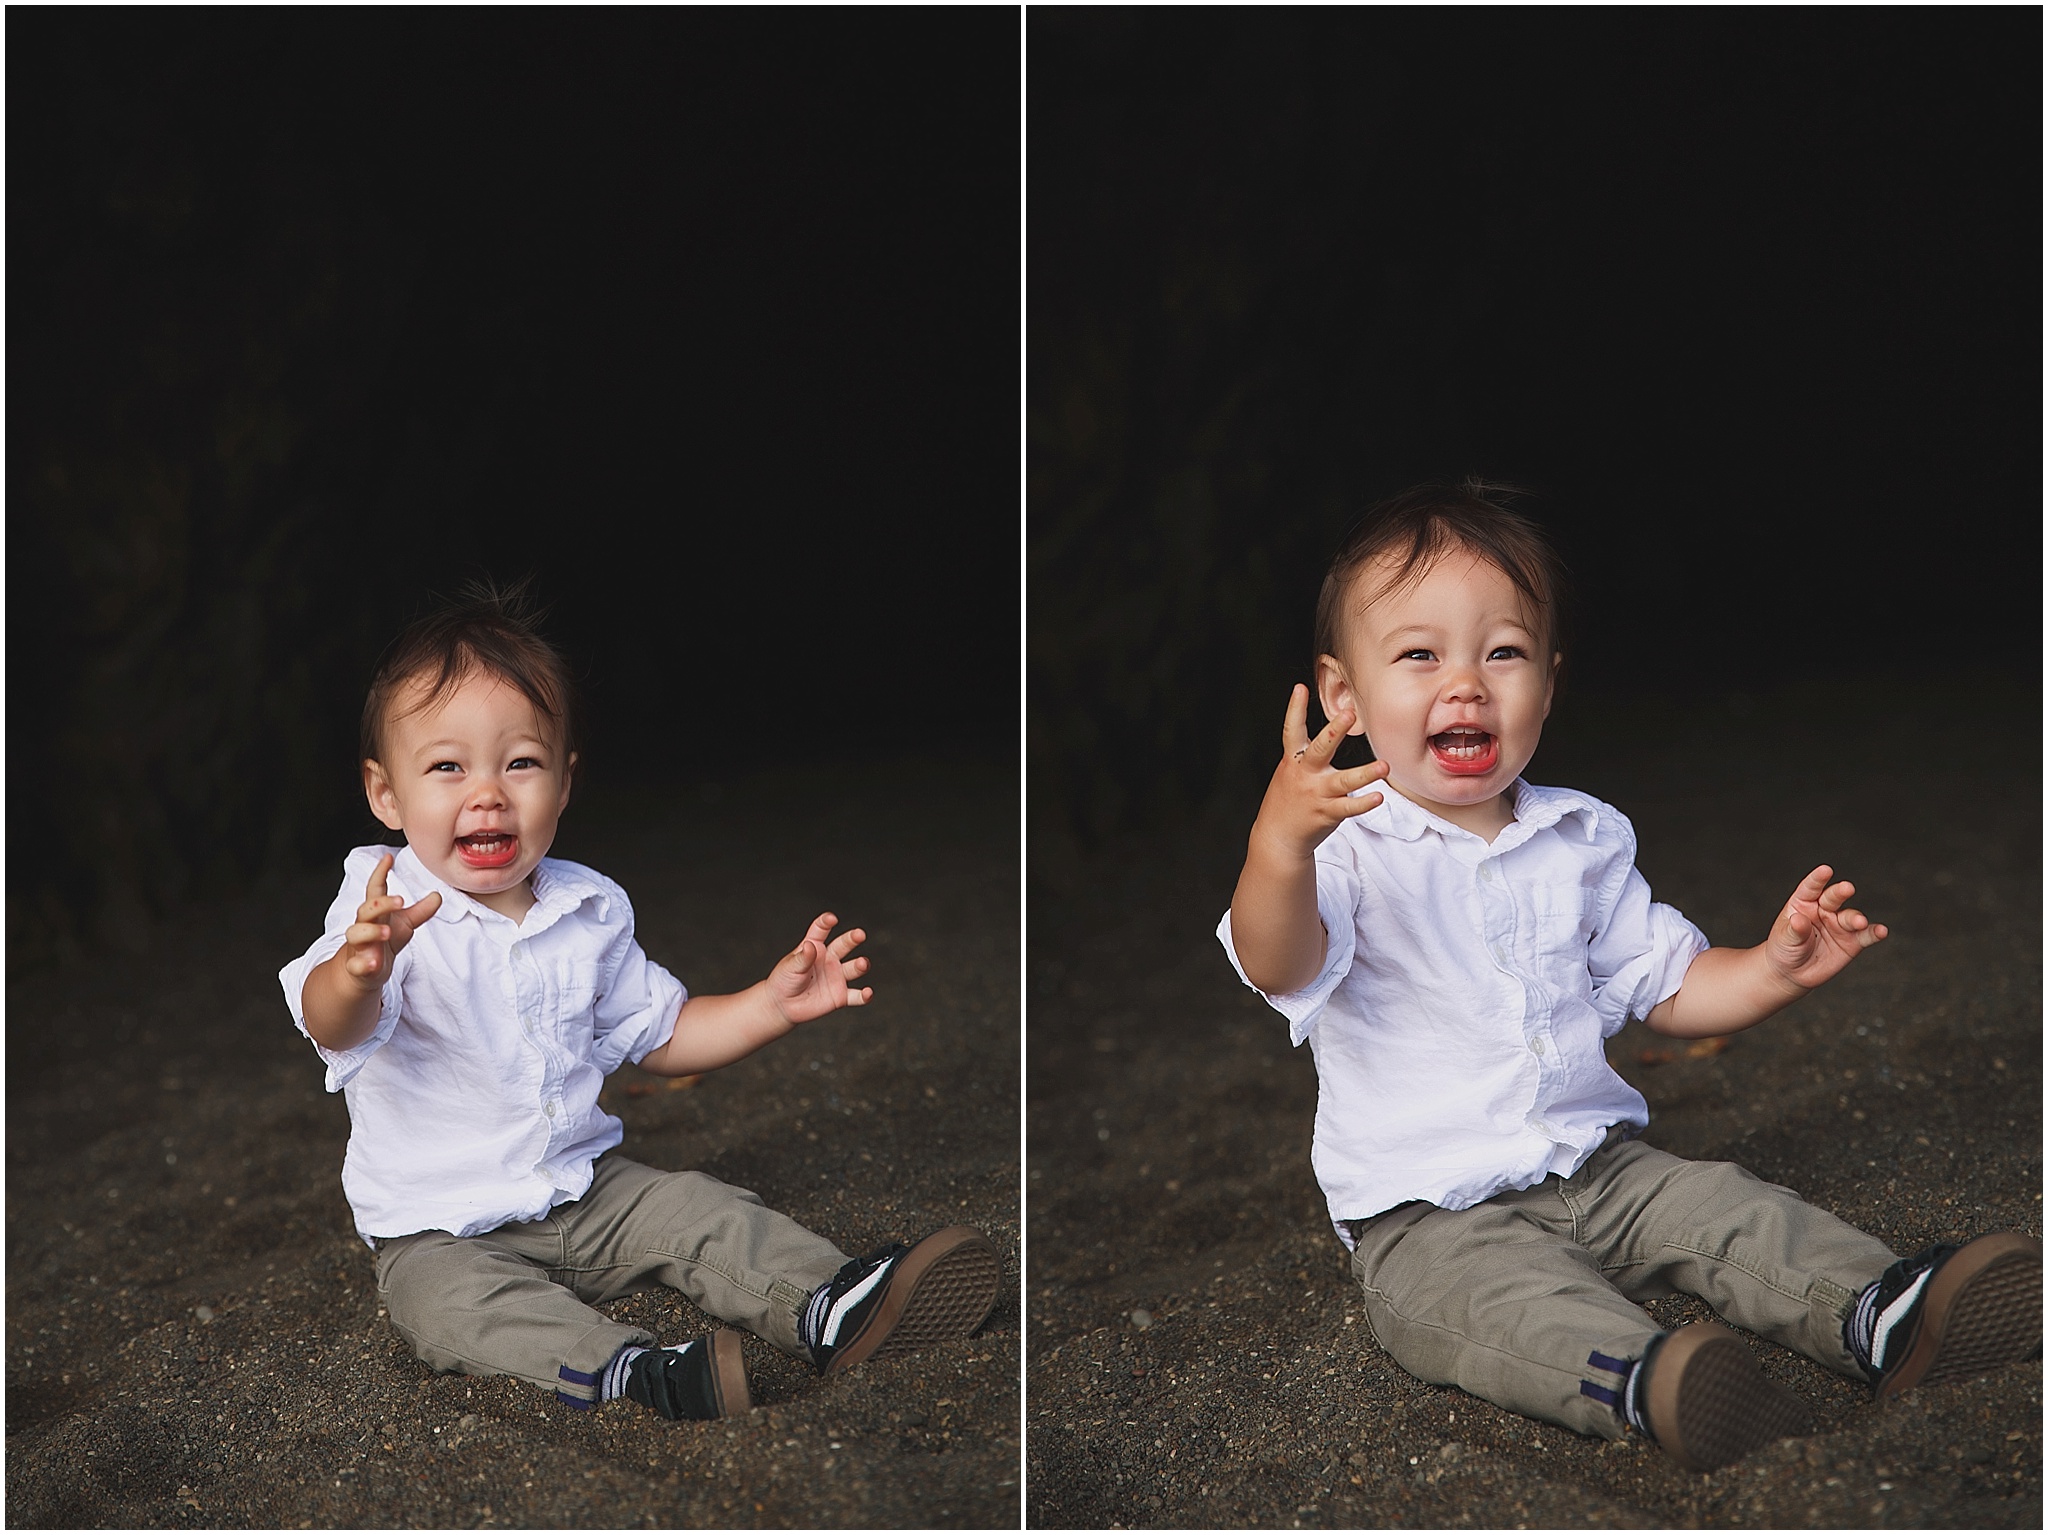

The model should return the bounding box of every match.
[1543,652,1562,720]
[363,759,405,832]
[1314,654,1368,736]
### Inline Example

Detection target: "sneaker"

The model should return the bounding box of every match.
[802,1226,1000,1377]
[623,1330,751,1420]
[1639,1322,1814,1472]
[1867,1232,2042,1400]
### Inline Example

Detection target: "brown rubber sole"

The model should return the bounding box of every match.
[707,1329,752,1417]
[823,1227,1001,1377]
[1645,1322,1814,1472]
[1875,1232,2042,1400]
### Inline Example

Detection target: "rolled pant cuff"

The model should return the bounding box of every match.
[555,1321,655,1405]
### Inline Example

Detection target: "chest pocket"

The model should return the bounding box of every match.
[1520,882,1598,980]
[547,973,598,1035]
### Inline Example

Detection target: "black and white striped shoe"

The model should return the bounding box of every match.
[800,1227,1000,1376]
[1857,1232,2042,1399]
[619,1331,751,1420]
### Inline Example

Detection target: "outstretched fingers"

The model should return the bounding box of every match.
[1280,684,1311,758]
[1790,865,1834,904]
[1303,703,1355,767]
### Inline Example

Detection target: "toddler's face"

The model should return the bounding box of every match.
[362,669,575,918]
[1317,548,1557,835]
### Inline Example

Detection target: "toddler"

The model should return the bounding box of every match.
[1220,483,2039,1471]
[281,584,997,1421]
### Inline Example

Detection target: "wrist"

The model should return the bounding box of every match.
[1246,822,1319,872]
[755,979,801,1035]
[1755,945,1814,1001]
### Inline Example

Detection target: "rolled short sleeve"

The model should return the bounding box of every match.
[586,886,689,1075]
[1587,865,1710,1035]
[1217,844,1361,1048]
[278,846,412,1093]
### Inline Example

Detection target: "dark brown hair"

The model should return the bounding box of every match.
[1313,479,1571,671]
[359,579,578,766]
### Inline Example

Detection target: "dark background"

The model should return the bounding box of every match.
[1026,16,2041,1525]
[10,10,1020,965]
[1029,8,2041,851]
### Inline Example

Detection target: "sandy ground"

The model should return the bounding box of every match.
[7,753,1020,1529]
[1027,676,2041,1529]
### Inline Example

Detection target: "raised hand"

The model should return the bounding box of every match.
[1764,865,1887,991]
[1251,684,1390,861]
[766,913,873,1026]
[342,852,443,986]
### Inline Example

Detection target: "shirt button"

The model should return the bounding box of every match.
[1531,1037,1547,1056]
[543,1101,557,1119]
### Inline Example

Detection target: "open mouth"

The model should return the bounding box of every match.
[1429,727,1499,775]
[455,833,520,869]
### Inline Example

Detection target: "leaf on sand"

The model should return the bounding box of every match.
[1633,1037,1732,1067]
[624,1074,704,1098]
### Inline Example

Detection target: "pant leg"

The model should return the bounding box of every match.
[1565,1138,1896,1379]
[374,1229,651,1404]
[548,1156,852,1360]
[1349,1184,1663,1439]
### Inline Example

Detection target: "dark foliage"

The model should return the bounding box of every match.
[9,13,1020,964]
[1029,10,2041,850]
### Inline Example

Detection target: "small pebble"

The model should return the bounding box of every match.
[1129,1308,1153,1330]
[193,1306,214,1323]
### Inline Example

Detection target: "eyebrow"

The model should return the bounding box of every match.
[1378,615,1539,643]
[413,737,548,756]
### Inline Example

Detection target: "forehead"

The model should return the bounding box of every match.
[382,667,555,748]
[1340,547,1544,645]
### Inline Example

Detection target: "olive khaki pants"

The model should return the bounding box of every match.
[374,1155,850,1405]
[1347,1136,1897,1439]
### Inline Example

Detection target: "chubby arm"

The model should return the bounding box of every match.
[301,853,441,1052]
[636,914,872,1076]
[1229,685,1387,995]
[1645,865,1887,1038]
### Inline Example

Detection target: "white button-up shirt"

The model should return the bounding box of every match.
[279,845,686,1245]
[1219,780,1707,1246]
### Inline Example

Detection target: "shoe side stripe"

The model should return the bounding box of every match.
[1871,1268,1933,1370]
[822,1263,893,1345]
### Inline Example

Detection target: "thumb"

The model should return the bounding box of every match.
[788,940,816,973]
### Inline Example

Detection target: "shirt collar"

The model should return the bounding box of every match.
[1357,778,1603,852]
[389,846,607,933]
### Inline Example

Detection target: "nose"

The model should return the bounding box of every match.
[1441,660,1488,704]
[467,771,508,809]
